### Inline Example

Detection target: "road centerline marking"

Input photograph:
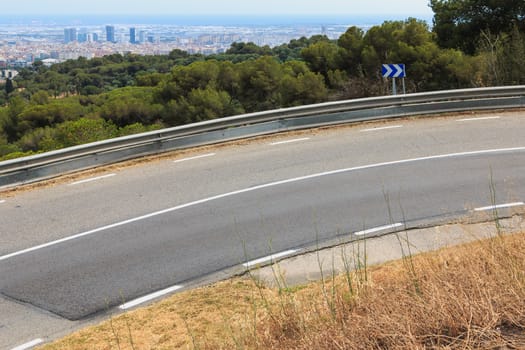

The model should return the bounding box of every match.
[354,223,404,236]
[243,249,299,268]
[269,137,310,146]
[10,338,44,350]
[173,153,216,163]
[360,125,403,132]
[456,116,501,122]
[68,173,116,186]
[474,202,524,212]
[3,146,525,262]
[119,285,183,310]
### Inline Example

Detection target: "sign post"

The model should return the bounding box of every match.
[382,64,406,95]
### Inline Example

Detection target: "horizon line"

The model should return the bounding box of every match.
[0,13,433,17]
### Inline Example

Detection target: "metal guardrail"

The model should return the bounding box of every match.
[1,86,524,188]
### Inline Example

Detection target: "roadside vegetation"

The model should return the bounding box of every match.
[39,229,525,349]
[0,0,524,161]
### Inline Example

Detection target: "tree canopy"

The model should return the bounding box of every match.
[431,0,525,53]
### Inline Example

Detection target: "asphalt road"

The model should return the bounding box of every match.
[1,112,525,348]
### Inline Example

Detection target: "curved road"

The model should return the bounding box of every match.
[1,112,525,348]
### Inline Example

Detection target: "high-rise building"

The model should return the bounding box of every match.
[130,27,136,44]
[64,28,77,43]
[77,33,88,43]
[106,25,115,43]
[138,30,146,43]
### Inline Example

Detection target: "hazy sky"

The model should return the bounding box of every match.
[2,0,433,16]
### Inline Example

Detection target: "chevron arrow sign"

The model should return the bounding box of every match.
[382,64,406,78]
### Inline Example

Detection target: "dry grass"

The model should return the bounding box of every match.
[40,231,525,350]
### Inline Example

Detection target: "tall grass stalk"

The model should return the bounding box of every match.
[108,316,122,350]
[384,188,421,296]
[340,244,355,297]
[489,167,502,235]
[181,314,200,350]
[216,304,244,350]
[122,314,137,350]
[241,239,275,325]
[315,230,336,319]
[251,289,258,348]
[330,249,337,320]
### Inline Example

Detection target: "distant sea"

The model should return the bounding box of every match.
[0,14,432,26]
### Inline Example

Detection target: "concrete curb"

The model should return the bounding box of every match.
[251,215,525,287]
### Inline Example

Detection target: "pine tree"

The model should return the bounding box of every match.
[5,78,14,95]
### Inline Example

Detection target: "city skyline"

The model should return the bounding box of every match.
[1,0,432,16]
[0,18,356,68]
[0,2,435,70]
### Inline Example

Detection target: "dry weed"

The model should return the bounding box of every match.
[255,233,525,349]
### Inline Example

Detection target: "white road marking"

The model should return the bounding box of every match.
[173,153,216,163]
[10,338,44,350]
[243,249,299,268]
[0,199,5,204]
[354,223,404,236]
[360,125,403,132]
[269,137,310,146]
[68,173,116,186]
[119,285,183,310]
[456,116,501,122]
[2,146,525,262]
[474,202,524,212]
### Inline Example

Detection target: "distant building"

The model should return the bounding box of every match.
[147,35,156,44]
[13,59,28,68]
[92,33,99,42]
[78,33,88,43]
[138,30,146,43]
[130,27,136,44]
[106,25,115,42]
[1,69,19,79]
[64,28,77,43]
[42,58,60,67]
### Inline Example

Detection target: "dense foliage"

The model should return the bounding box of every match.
[431,0,525,54]
[0,14,524,160]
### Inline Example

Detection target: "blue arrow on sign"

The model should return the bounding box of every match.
[382,64,406,78]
